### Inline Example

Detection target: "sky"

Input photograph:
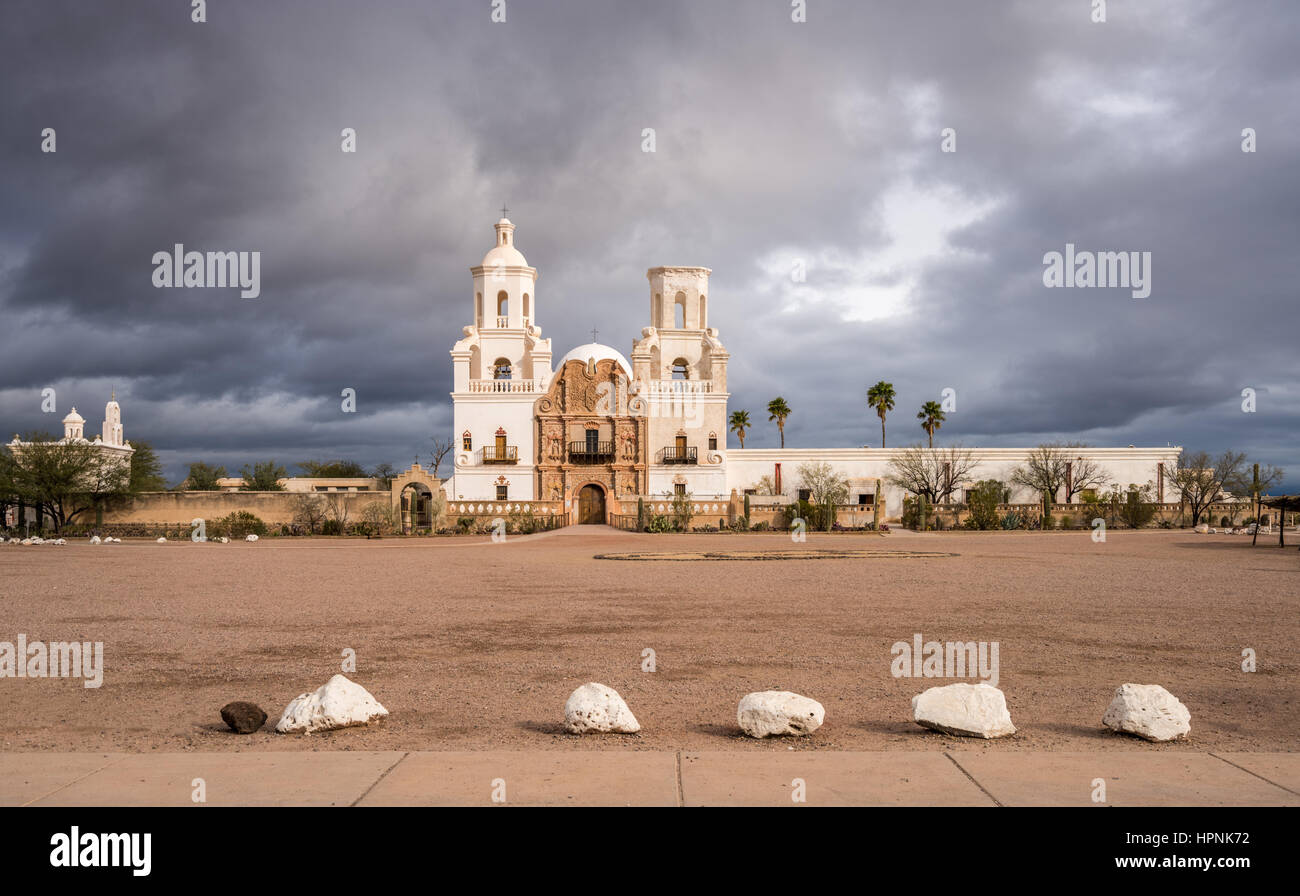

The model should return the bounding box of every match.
[1,0,1296,489]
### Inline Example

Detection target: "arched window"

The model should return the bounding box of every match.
[462,430,472,451]
[493,358,513,380]
[671,358,689,380]
[476,292,483,328]
[674,292,686,329]
[497,291,509,317]
[522,293,530,322]
[700,294,707,329]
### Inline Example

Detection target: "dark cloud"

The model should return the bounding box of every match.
[1,0,1296,488]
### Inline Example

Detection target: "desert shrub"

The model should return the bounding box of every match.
[1000,511,1023,530]
[967,480,1004,530]
[902,496,933,530]
[670,491,694,531]
[211,511,268,538]
[356,500,399,536]
[321,518,342,536]
[508,507,538,535]
[790,499,831,531]
[456,517,475,534]
[752,520,770,531]
[1117,485,1157,529]
[647,514,673,533]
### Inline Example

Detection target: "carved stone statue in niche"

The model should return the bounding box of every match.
[544,474,563,500]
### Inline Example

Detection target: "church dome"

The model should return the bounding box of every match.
[558,342,633,376]
[62,408,84,425]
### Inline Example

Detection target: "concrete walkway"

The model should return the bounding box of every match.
[3,751,1297,807]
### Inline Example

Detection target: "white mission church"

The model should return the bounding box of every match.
[444,216,1180,523]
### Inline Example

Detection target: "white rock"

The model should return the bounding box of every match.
[245,534,259,542]
[563,682,641,734]
[275,674,388,734]
[737,690,825,738]
[219,536,229,543]
[89,535,101,545]
[1102,683,1190,742]
[20,538,32,546]
[156,537,167,543]
[912,682,1016,738]
[1194,523,1209,534]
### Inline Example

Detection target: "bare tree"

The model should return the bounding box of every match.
[796,461,850,531]
[1008,444,1071,508]
[886,445,980,505]
[1162,449,1249,528]
[289,493,328,535]
[429,437,453,477]
[324,492,350,530]
[1060,445,1113,503]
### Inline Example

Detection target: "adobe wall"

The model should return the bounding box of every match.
[101,490,390,526]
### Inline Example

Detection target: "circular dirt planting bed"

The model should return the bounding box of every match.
[594,549,960,561]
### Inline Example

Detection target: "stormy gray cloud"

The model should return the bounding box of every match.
[1,0,1296,488]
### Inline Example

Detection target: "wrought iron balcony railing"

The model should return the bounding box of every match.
[481,445,519,464]
[568,441,614,464]
[659,446,698,465]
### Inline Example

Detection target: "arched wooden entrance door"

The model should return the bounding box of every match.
[577,484,606,524]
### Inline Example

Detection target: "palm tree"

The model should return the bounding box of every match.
[767,398,792,448]
[728,410,751,449]
[917,400,945,449]
[866,381,896,448]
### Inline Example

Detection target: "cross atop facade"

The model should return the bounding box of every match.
[590,328,599,342]
[500,203,509,217]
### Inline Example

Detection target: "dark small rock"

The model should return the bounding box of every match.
[220,701,267,734]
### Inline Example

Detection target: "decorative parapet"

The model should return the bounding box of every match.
[447,500,566,516]
[464,378,546,394]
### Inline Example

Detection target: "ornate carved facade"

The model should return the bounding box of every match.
[534,356,647,512]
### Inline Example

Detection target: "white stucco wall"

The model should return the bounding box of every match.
[722,447,1182,518]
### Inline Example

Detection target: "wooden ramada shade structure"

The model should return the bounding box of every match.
[1259,495,1300,548]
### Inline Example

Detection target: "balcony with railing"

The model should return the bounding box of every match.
[568,440,614,464]
[481,445,519,464]
[644,379,715,394]
[658,446,698,465]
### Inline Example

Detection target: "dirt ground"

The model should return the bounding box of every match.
[0,528,1295,754]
